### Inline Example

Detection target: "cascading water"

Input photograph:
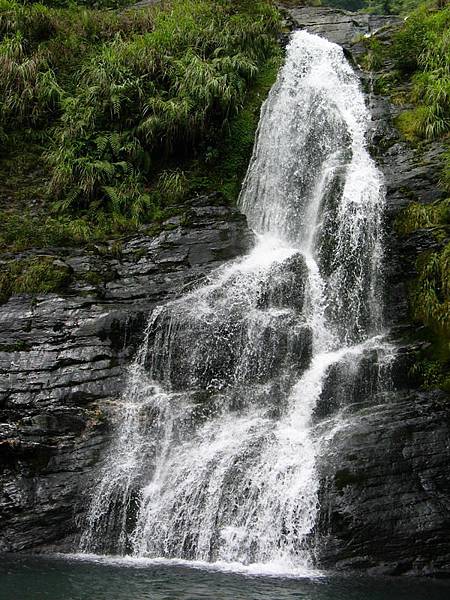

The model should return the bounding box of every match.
[80,31,389,574]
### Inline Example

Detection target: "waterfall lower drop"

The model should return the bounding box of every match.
[80,31,389,574]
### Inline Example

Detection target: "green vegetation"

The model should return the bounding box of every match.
[396,199,450,391]
[410,241,450,391]
[29,1,131,7]
[0,0,281,254]
[360,36,384,71]
[0,256,72,302]
[0,211,125,251]
[18,0,129,6]
[279,0,322,6]
[392,2,450,142]
[369,1,450,391]
[412,244,450,333]
[396,199,450,236]
[359,0,450,144]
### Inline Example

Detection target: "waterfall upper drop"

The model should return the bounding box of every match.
[81,31,388,574]
[240,31,384,344]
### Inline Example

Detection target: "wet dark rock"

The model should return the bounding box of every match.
[257,253,308,313]
[317,390,450,577]
[145,254,312,392]
[0,195,253,552]
[278,5,401,50]
[313,349,383,422]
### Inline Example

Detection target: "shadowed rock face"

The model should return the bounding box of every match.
[0,196,253,552]
[281,4,450,577]
[317,390,450,577]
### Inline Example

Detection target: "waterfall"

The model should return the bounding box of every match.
[80,31,388,574]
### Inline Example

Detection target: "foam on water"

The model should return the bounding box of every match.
[64,553,324,579]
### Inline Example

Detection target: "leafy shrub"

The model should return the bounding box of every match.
[46,0,280,217]
[410,359,450,390]
[412,243,450,332]
[0,31,62,127]
[392,6,430,73]
[361,36,384,71]
[440,148,450,192]
[0,0,155,132]
[397,199,449,333]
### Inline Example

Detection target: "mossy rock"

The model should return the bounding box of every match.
[0,256,72,303]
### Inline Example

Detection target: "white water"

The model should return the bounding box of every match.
[80,31,389,573]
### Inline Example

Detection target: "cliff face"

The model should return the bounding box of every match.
[0,4,449,576]
[280,5,450,577]
[0,197,253,552]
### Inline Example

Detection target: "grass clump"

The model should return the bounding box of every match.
[361,36,384,71]
[412,243,450,333]
[0,256,72,303]
[392,2,450,142]
[396,198,450,235]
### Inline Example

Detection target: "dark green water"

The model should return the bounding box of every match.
[1,556,450,600]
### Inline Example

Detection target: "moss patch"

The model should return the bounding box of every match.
[0,256,72,303]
